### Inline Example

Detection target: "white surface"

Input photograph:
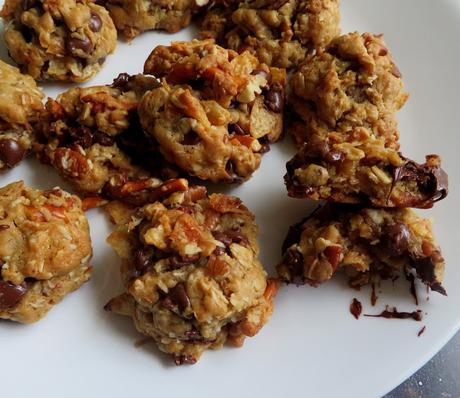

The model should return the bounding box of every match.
[1,1,460,397]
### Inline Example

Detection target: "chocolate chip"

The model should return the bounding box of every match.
[67,35,93,55]
[165,283,190,313]
[427,167,448,203]
[282,248,304,280]
[169,254,200,269]
[89,11,102,32]
[411,255,446,295]
[111,73,131,89]
[382,222,410,257]
[0,138,26,168]
[70,126,93,148]
[0,281,27,310]
[0,225,10,231]
[22,0,37,10]
[225,160,244,184]
[213,232,233,248]
[229,123,246,136]
[20,25,34,43]
[391,159,448,205]
[264,83,284,113]
[134,247,154,274]
[180,131,201,145]
[174,355,197,366]
[93,131,115,146]
[97,57,106,65]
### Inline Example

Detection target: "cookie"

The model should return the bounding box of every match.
[285,135,448,208]
[1,0,117,82]
[0,60,44,170]
[0,181,92,323]
[284,33,448,208]
[288,32,408,148]
[201,0,341,69]
[140,40,285,183]
[106,0,210,41]
[277,204,446,295]
[35,73,185,204]
[105,186,278,364]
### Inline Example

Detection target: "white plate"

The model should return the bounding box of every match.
[1,1,460,397]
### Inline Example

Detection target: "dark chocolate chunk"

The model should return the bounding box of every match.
[411,255,446,295]
[165,283,190,313]
[391,158,448,205]
[93,131,115,146]
[0,138,26,168]
[169,254,200,269]
[133,247,154,274]
[68,126,93,148]
[0,281,27,310]
[225,160,244,184]
[111,73,132,89]
[89,11,102,32]
[229,123,246,136]
[22,0,37,10]
[180,131,201,146]
[67,35,93,55]
[382,222,410,257]
[264,83,284,113]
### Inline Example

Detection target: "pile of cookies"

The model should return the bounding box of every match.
[0,0,449,366]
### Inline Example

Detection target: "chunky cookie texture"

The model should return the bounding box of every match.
[106,0,210,41]
[285,33,448,208]
[35,73,183,204]
[289,32,408,148]
[0,181,92,323]
[141,40,285,183]
[285,135,448,208]
[105,187,278,365]
[201,0,341,69]
[0,60,44,170]
[277,204,446,295]
[1,0,117,82]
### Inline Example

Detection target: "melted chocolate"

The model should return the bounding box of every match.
[417,326,426,337]
[364,307,423,321]
[350,298,362,320]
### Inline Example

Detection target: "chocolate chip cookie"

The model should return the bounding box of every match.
[284,33,448,208]
[35,73,184,203]
[105,186,278,364]
[0,181,92,323]
[106,0,210,41]
[277,204,446,295]
[1,0,117,82]
[140,40,285,183]
[288,32,408,148]
[0,60,44,170]
[201,0,341,69]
